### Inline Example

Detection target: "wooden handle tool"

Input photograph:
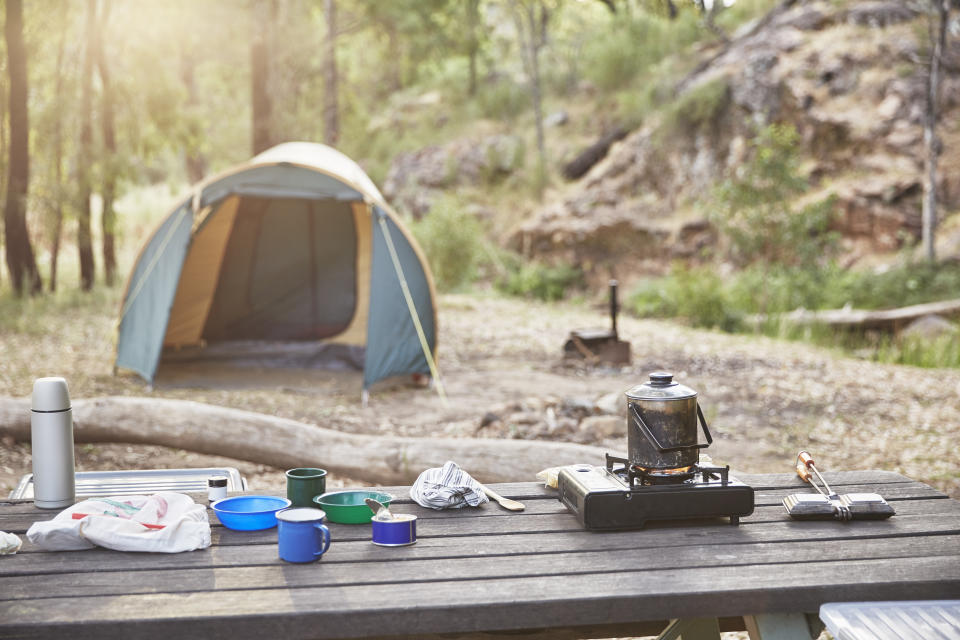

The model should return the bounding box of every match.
[479,484,525,511]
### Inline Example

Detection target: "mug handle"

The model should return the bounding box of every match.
[313,523,331,558]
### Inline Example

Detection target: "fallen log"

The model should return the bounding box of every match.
[750,297,960,332]
[561,126,629,181]
[0,396,608,485]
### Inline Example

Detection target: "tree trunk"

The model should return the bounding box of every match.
[0,396,608,485]
[323,0,339,146]
[665,0,678,19]
[3,0,43,296]
[922,0,948,262]
[77,0,97,291]
[251,0,274,155]
[0,51,7,203]
[511,1,548,200]
[0,66,5,291]
[50,14,68,293]
[702,0,730,42]
[96,0,117,287]
[466,0,480,97]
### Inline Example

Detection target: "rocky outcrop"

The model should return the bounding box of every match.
[384,134,524,217]
[511,0,958,281]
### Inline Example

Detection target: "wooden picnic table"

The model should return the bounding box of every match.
[1,470,959,640]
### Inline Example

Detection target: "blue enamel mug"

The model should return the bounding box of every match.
[276,507,331,563]
[371,513,417,546]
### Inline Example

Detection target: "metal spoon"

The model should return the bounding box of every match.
[365,497,395,521]
[479,484,525,511]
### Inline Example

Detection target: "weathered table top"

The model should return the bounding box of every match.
[1,470,959,640]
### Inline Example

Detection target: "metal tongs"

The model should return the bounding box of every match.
[782,451,895,521]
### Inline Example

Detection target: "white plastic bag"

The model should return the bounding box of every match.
[26,492,211,553]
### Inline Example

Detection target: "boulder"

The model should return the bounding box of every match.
[594,391,626,417]
[900,315,958,340]
[578,415,625,440]
[846,2,917,28]
[383,134,524,217]
[544,111,569,128]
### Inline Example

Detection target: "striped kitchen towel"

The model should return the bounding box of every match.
[409,461,489,509]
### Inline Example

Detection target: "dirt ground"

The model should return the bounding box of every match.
[3,292,958,500]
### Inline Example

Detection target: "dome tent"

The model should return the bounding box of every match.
[115,142,438,393]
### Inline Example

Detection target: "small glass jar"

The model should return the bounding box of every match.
[208,476,228,503]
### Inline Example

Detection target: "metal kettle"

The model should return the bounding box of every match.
[624,372,713,470]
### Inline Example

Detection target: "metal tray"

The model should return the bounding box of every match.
[10,468,247,499]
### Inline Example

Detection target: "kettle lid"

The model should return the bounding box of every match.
[624,372,697,401]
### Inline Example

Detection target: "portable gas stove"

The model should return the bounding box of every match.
[557,453,755,530]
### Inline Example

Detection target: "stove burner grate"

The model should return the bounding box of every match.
[604,453,730,487]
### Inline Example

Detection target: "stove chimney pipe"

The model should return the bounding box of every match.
[609,279,619,340]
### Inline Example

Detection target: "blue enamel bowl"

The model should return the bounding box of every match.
[211,495,292,531]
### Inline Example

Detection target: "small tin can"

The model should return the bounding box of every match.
[371,514,417,546]
[208,476,228,503]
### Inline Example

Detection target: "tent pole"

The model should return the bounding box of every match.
[375,210,448,407]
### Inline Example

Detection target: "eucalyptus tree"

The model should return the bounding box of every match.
[506,0,558,200]
[76,0,96,291]
[95,0,118,286]
[3,0,42,296]
[922,0,953,262]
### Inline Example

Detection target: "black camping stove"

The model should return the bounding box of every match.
[557,453,755,531]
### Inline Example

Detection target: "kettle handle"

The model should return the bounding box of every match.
[629,404,714,453]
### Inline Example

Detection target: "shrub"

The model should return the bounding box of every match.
[658,76,732,141]
[582,11,701,91]
[475,77,529,120]
[411,197,485,292]
[627,263,742,331]
[835,260,960,310]
[876,332,960,369]
[495,254,583,302]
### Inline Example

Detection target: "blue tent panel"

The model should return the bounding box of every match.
[115,201,194,381]
[198,165,362,210]
[364,208,435,388]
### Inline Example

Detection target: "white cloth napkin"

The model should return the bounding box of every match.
[409,461,489,510]
[26,492,211,553]
[0,531,22,555]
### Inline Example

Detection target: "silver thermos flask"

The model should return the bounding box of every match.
[30,377,76,509]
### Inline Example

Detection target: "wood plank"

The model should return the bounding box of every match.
[0,555,957,640]
[2,532,957,602]
[3,509,958,579]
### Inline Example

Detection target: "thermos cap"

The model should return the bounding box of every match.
[32,377,71,412]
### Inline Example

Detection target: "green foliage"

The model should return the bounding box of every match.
[495,254,583,302]
[712,123,838,270]
[831,260,960,310]
[410,197,485,292]
[474,76,529,120]
[626,260,960,368]
[581,10,702,91]
[658,76,732,141]
[627,263,742,330]
[875,333,960,369]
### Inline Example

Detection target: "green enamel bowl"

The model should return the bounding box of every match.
[313,490,394,524]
